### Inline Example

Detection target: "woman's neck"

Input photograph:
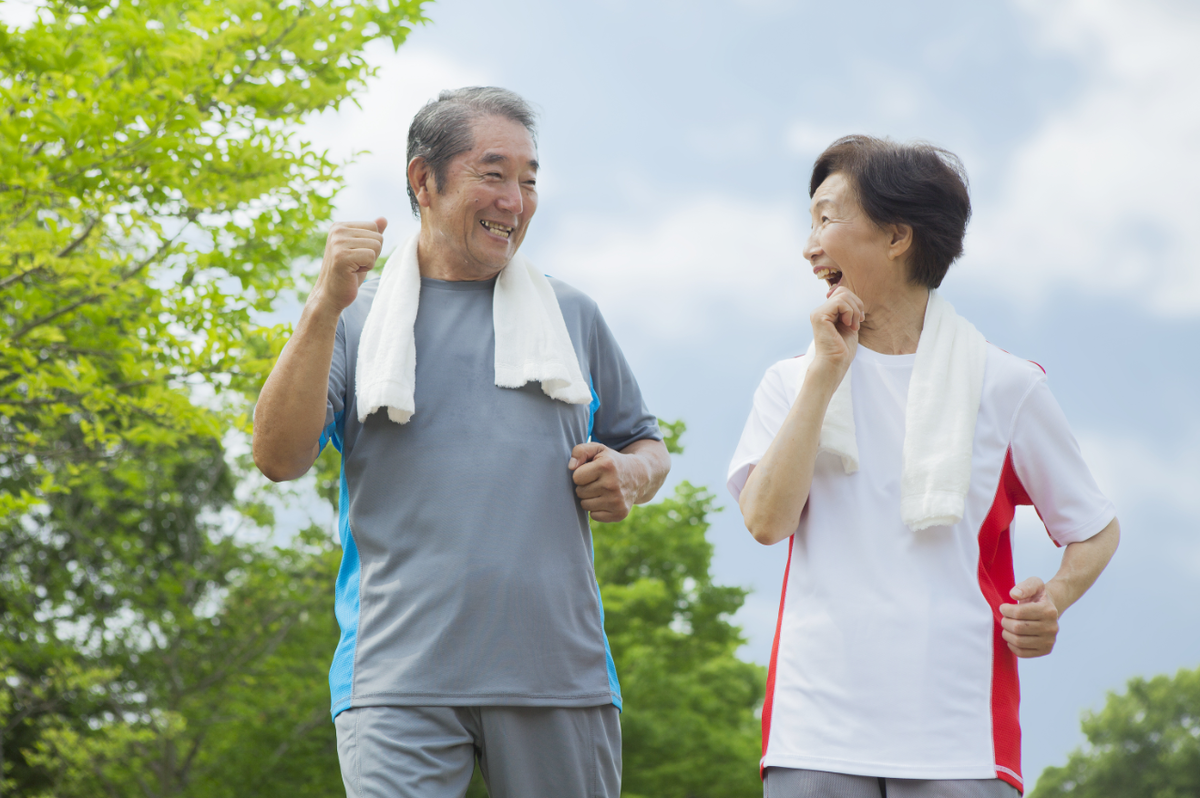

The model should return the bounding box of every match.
[858,285,930,355]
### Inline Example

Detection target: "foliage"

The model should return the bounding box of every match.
[1,0,426,793]
[1031,665,1200,798]
[0,0,426,520]
[2,433,346,797]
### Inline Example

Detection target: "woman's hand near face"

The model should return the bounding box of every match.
[810,285,865,376]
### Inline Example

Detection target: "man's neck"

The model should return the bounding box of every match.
[416,228,506,282]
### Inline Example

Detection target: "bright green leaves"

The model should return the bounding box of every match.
[0,0,429,533]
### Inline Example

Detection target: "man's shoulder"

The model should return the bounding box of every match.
[545,275,601,327]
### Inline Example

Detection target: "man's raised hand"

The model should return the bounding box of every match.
[311,218,387,315]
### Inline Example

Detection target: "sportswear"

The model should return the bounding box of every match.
[728,344,1115,792]
[320,274,661,719]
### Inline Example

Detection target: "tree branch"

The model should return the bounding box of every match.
[9,237,177,342]
[57,216,102,258]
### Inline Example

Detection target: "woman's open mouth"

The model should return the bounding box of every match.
[816,267,843,296]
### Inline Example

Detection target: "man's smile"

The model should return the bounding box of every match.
[480,219,514,239]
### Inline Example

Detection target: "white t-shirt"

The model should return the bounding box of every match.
[727,344,1115,792]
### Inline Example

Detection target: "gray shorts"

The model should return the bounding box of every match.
[334,705,621,798]
[764,767,1021,798]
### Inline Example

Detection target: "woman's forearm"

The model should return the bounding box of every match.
[1047,518,1120,614]
[739,359,844,545]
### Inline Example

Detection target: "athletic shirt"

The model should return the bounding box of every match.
[727,344,1115,792]
[319,275,661,719]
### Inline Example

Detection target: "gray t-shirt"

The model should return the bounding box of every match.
[319,274,661,718]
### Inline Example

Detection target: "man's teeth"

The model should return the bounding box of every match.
[481,221,512,239]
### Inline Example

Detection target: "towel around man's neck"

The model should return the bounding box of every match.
[355,235,592,424]
[794,290,988,532]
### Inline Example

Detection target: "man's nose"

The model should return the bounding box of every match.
[495,180,523,214]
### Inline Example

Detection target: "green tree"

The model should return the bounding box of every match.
[0,0,425,511]
[1032,665,1200,798]
[1,0,426,793]
[3,432,349,798]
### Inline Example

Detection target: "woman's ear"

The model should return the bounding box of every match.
[887,224,914,262]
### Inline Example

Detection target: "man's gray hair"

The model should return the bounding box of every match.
[406,87,538,215]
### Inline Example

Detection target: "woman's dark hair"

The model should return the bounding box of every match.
[406,87,538,216]
[810,136,971,288]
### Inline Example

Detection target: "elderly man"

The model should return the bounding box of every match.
[253,87,669,798]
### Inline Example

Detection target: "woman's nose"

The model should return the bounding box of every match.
[803,230,820,262]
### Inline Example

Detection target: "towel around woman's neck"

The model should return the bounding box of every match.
[355,235,592,424]
[794,290,988,532]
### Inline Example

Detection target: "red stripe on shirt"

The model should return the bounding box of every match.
[977,448,1032,793]
[760,534,795,778]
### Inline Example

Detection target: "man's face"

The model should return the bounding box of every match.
[423,115,539,279]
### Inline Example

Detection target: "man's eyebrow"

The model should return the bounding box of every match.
[479,153,539,171]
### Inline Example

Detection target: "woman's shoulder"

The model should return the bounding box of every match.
[762,352,810,382]
[983,341,1049,397]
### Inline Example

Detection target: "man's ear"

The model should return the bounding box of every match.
[408,157,436,209]
[887,223,914,262]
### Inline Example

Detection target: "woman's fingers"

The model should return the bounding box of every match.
[816,287,865,332]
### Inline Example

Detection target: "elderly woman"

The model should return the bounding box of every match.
[727,137,1119,798]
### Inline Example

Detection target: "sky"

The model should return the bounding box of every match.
[286,0,1200,787]
[7,0,1198,789]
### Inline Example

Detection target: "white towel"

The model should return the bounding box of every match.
[795,290,987,531]
[355,235,591,424]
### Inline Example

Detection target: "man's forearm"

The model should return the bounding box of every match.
[619,438,671,504]
[1047,518,1120,613]
[252,301,341,482]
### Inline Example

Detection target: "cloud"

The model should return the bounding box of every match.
[963,0,1200,314]
[536,193,828,341]
[1074,428,1200,520]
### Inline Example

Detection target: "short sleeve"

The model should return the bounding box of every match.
[319,317,349,453]
[587,309,662,450]
[726,361,794,501]
[1010,377,1116,546]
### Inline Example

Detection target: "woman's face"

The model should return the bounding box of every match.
[804,172,901,303]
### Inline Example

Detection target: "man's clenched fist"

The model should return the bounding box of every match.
[311,218,387,315]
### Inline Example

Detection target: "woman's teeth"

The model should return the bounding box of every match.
[815,267,842,287]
